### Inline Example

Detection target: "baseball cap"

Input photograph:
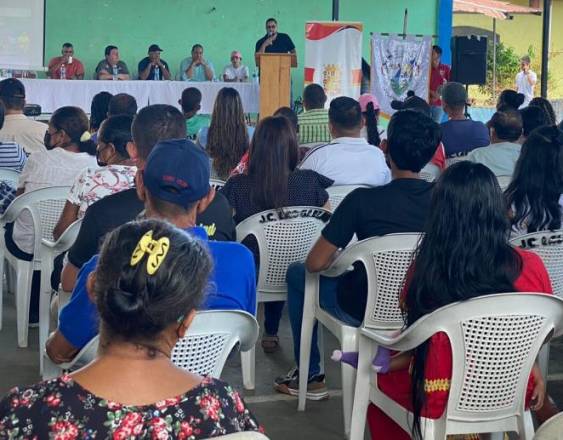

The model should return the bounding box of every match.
[358,94,380,112]
[391,91,431,117]
[148,44,163,53]
[441,82,468,107]
[0,78,25,99]
[143,138,210,208]
[231,50,242,59]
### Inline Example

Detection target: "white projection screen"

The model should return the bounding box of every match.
[0,0,45,70]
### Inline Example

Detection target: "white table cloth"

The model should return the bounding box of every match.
[20,79,260,114]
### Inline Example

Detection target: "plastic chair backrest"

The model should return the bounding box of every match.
[326,185,367,212]
[331,234,421,330]
[210,178,226,190]
[533,412,563,439]
[445,156,468,168]
[1,186,70,257]
[496,175,512,191]
[236,207,331,293]
[0,168,20,188]
[419,170,436,183]
[42,218,83,254]
[403,293,563,431]
[510,230,563,297]
[201,433,270,440]
[171,310,258,377]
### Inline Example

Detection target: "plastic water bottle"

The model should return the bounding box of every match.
[252,68,259,84]
[153,66,160,80]
[60,64,66,80]
[112,65,118,80]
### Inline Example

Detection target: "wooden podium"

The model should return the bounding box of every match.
[256,53,297,119]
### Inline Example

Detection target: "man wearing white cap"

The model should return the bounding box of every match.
[223,51,249,82]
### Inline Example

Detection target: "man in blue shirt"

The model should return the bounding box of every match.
[440,82,489,157]
[47,138,256,363]
[179,44,215,81]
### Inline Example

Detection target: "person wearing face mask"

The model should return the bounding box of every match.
[53,115,137,241]
[4,106,97,324]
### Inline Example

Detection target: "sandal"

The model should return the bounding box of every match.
[261,335,280,354]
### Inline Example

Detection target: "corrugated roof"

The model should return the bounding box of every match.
[454,0,542,19]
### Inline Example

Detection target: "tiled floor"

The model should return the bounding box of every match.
[0,294,562,440]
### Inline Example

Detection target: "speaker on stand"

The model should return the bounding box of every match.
[451,35,488,118]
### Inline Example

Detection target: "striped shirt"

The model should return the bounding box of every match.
[0,141,27,172]
[298,108,331,144]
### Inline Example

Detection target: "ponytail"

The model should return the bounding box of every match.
[364,102,381,147]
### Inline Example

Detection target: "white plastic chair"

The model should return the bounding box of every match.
[533,412,563,439]
[172,310,259,378]
[497,175,512,191]
[298,233,421,437]
[445,156,468,168]
[510,229,563,378]
[43,333,99,380]
[326,186,367,212]
[201,432,270,440]
[44,310,259,381]
[0,186,70,347]
[349,293,563,440]
[236,206,331,390]
[419,163,440,182]
[38,218,82,374]
[510,230,563,298]
[210,178,226,190]
[0,168,20,188]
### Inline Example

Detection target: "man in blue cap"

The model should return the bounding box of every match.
[46,138,256,364]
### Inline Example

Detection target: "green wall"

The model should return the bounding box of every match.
[45,0,438,98]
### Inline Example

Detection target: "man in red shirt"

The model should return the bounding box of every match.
[47,43,85,80]
[429,45,450,123]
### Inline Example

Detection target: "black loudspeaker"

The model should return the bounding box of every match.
[451,35,488,85]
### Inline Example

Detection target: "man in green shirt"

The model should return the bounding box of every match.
[297,83,331,145]
[179,87,210,140]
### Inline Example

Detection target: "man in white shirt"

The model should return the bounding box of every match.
[515,55,537,107]
[467,109,523,176]
[299,96,390,187]
[223,51,249,82]
[0,78,46,154]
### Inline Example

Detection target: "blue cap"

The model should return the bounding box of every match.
[144,138,210,208]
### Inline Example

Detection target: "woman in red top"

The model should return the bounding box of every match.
[368,161,552,440]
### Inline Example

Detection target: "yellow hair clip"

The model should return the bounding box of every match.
[130,230,170,275]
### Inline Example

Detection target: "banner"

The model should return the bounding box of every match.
[370,33,432,116]
[304,22,363,103]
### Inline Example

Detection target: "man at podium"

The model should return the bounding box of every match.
[255,18,296,57]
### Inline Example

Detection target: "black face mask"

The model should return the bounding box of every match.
[43,131,53,150]
[96,148,107,167]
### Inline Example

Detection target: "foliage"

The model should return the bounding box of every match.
[478,42,534,103]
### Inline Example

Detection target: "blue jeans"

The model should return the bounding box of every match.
[286,262,360,379]
[264,301,284,336]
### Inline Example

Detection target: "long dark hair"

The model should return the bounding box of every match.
[95,219,212,345]
[405,161,522,439]
[98,115,133,159]
[90,91,113,131]
[497,89,525,111]
[207,87,249,180]
[363,101,381,146]
[529,97,557,126]
[247,116,298,210]
[51,106,96,155]
[505,125,563,233]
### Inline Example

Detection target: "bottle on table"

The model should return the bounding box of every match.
[112,65,118,80]
[60,64,66,80]
[153,66,160,80]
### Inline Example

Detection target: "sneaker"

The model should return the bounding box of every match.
[274,368,329,401]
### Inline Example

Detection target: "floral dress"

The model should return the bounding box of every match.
[0,375,261,439]
[67,165,137,219]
